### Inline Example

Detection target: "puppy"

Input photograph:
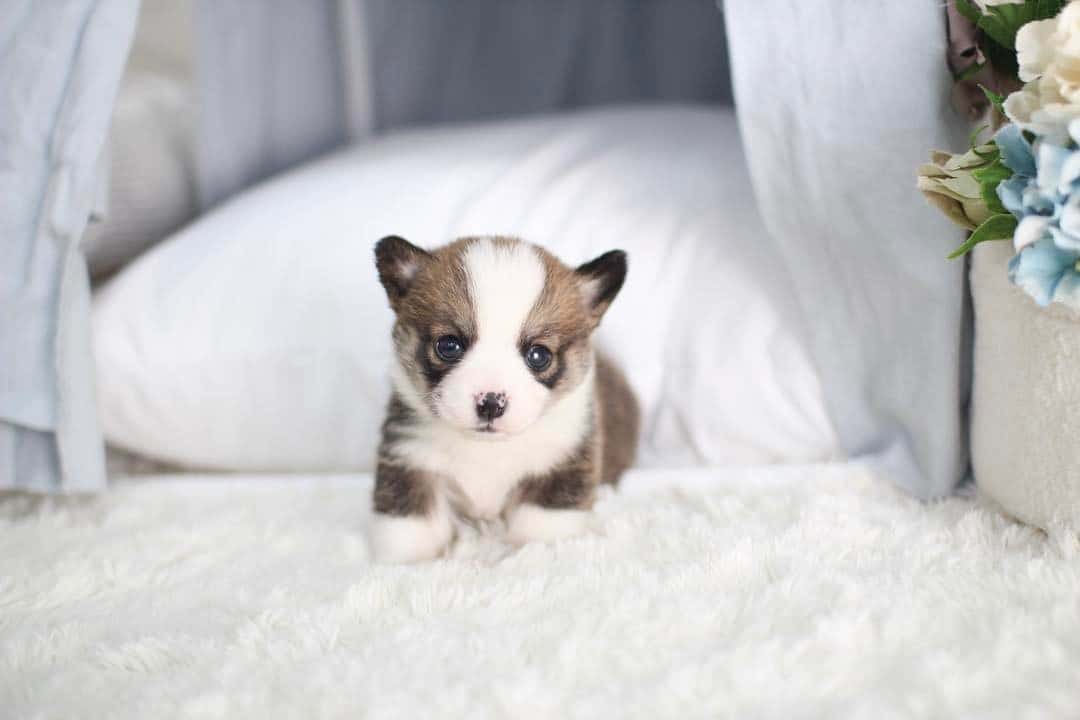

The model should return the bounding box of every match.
[370,236,639,563]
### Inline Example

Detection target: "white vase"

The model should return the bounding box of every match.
[970,241,1080,530]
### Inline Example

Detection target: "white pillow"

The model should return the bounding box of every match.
[92,106,838,472]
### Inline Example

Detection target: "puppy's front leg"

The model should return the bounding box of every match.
[369,462,452,563]
[506,462,596,546]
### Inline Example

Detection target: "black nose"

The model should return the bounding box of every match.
[476,392,507,421]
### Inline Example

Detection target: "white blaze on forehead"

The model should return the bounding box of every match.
[462,239,546,345]
[430,238,550,433]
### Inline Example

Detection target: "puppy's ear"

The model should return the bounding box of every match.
[375,236,431,312]
[575,250,627,325]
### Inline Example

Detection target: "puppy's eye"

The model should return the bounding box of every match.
[434,335,465,362]
[524,344,553,372]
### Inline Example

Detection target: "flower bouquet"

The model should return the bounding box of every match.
[921,0,1080,532]
[920,0,1080,307]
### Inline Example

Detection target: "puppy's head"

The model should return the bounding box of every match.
[375,235,626,436]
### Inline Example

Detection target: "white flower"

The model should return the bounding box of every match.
[1003,77,1080,144]
[1013,215,1050,252]
[1004,2,1080,143]
[1049,2,1080,102]
[1016,18,1057,82]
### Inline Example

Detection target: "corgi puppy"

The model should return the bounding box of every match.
[370,236,639,563]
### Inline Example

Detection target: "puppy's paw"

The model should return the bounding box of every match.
[505,504,591,546]
[369,512,452,564]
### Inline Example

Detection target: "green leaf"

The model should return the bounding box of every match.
[978,12,1019,49]
[972,153,1012,215]
[1034,0,1068,20]
[954,0,984,25]
[980,182,1008,215]
[969,124,991,150]
[972,157,1013,187]
[982,179,1009,215]
[970,142,999,163]
[993,0,1067,26]
[979,85,1005,114]
[986,4,1033,36]
[948,213,1017,259]
[982,1,1066,48]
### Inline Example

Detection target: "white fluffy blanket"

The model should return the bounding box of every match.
[2,465,1078,719]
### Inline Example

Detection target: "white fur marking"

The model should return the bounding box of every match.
[392,363,595,520]
[369,499,453,564]
[434,239,549,434]
[396,258,420,283]
[506,504,591,545]
[464,239,546,355]
[577,275,604,310]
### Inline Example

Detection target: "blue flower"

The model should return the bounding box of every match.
[996,123,1036,178]
[996,174,1028,216]
[994,124,1080,308]
[1008,237,1080,306]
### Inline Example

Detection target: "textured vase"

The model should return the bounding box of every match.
[970,241,1080,530]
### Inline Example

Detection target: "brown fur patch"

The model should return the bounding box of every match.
[390,238,475,333]
[373,394,436,516]
[594,352,639,485]
[510,352,639,511]
[521,246,594,397]
[515,432,599,510]
[373,461,435,516]
[380,238,478,399]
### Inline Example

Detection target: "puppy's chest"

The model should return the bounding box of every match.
[400,427,574,519]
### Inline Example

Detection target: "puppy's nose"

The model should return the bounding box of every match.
[476,392,508,421]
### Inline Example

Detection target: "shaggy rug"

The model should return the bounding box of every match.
[2,464,1079,719]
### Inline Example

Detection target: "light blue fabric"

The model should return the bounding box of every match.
[0,0,138,491]
[724,0,969,498]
